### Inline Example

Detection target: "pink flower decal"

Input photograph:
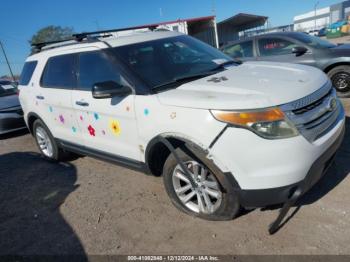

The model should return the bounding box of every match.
[59,115,65,124]
[88,125,95,136]
[80,115,84,121]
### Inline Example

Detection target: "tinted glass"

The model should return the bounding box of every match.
[78,51,123,90]
[223,41,253,58]
[258,38,297,56]
[113,35,233,89]
[0,81,17,97]
[19,61,37,85]
[41,54,76,88]
[292,33,336,48]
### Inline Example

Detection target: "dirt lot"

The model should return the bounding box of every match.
[0,100,350,256]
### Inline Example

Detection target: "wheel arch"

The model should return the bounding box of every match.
[27,112,44,135]
[323,61,350,74]
[145,134,209,177]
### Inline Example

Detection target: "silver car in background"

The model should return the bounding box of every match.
[0,81,26,135]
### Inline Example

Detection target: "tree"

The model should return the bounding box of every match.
[30,26,75,45]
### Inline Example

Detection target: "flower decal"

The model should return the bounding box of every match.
[144,108,149,116]
[59,115,65,124]
[80,115,84,121]
[88,125,95,136]
[109,119,121,136]
[49,106,53,113]
[94,112,100,120]
[72,127,77,133]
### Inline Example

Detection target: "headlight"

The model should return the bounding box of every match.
[210,108,299,139]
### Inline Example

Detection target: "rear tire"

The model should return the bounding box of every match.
[162,147,240,221]
[33,119,78,161]
[328,65,350,97]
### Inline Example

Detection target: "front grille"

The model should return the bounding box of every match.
[281,81,344,143]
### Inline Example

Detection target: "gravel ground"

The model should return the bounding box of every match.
[0,100,349,256]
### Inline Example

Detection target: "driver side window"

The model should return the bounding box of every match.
[78,51,125,91]
[258,38,297,56]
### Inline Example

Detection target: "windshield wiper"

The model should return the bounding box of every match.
[152,71,215,92]
[210,60,239,72]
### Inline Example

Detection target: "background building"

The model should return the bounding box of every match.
[294,0,350,32]
[109,13,268,47]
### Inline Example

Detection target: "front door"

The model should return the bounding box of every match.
[71,49,141,161]
[256,37,316,67]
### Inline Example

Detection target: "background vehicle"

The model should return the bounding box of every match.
[19,30,345,223]
[221,32,350,97]
[318,27,327,37]
[307,29,319,36]
[0,80,26,135]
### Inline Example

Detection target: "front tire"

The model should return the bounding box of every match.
[328,65,350,97]
[162,147,240,221]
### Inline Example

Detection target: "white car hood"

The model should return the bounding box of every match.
[157,61,329,110]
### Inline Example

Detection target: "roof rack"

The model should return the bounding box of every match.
[31,25,158,53]
[72,25,157,40]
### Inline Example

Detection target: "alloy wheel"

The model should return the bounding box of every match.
[35,126,53,158]
[172,161,222,214]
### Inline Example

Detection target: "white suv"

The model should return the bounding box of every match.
[19,30,345,222]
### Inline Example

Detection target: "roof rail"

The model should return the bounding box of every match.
[30,25,158,54]
[72,25,157,40]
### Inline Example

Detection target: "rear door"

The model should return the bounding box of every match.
[37,53,81,144]
[221,40,256,62]
[256,36,316,66]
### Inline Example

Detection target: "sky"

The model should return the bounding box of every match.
[0,0,343,76]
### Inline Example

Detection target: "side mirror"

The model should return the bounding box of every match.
[292,46,308,57]
[92,81,132,99]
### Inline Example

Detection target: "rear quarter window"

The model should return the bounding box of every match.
[19,61,38,85]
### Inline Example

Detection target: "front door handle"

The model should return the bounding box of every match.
[75,101,89,107]
[36,95,45,100]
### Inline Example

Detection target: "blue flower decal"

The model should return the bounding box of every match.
[49,106,53,113]
[94,112,100,120]
[144,108,149,116]
[72,127,77,133]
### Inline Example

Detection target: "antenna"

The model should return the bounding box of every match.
[0,41,15,81]
[159,7,163,18]
[211,0,216,16]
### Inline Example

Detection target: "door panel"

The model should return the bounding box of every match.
[37,53,80,143]
[72,50,140,160]
[257,37,316,67]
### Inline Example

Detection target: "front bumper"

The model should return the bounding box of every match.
[209,103,345,207]
[238,123,345,207]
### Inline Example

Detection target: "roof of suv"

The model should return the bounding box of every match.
[28,31,183,60]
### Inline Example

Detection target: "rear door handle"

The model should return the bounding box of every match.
[75,101,89,107]
[36,95,45,100]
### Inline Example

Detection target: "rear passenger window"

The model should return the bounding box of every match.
[41,54,77,88]
[19,61,37,85]
[78,51,124,91]
[223,41,253,58]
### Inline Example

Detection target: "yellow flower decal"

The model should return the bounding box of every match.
[109,119,121,136]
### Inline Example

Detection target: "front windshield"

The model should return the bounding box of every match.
[0,81,17,97]
[293,33,336,49]
[113,35,234,89]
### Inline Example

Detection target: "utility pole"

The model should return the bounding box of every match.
[314,1,320,31]
[0,40,15,81]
